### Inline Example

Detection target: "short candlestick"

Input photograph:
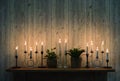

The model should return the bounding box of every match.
[85,53,89,68]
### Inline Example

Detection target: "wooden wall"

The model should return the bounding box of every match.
[0,0,119,81]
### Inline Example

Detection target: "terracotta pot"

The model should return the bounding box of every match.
[71,57,82,68]
[47,58,57,68]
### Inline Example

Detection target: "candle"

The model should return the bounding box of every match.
[36,42,38,51]
[96,47,99,58]
[24,41,27,51]
[91,41,93,51]
[30,47,32,58]
[65,39,67,54]
[15,46,18,56]
[86,43,88,54]
[101,41,104,52]
[106,49,109,60]
[59,39,61,53]
[41,42,43,52]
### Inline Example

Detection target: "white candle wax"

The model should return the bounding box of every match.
[101,41,104,51]
[24,41,27,51]
[86,43,88,54]
[106,49,109,60]
[41,42,43,52]
[91,41,93,51]
[96,47,99,57]
[59,39,61,54]
[36,42,38,51]
[65,39,67,54]
[15,46,18,56]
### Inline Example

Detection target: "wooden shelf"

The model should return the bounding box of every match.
[6,67,115,72]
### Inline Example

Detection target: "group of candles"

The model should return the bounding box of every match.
[15,40,109,60]
[86,41,109,60]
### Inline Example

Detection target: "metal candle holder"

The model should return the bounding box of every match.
[101,51,104,66]
[104,59,112,68]
[38,51,45,68]
[12,55,20,68]
[85,53,89,68]
[90,50,94,67]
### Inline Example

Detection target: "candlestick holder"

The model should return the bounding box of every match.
[90,50,94,67]
[27,53,34,67]
[23,51,27,67]
[64,52,68,68]
[57,52,62,68]
[85,53,89,68]
[12,55,20,68]
[35,51,38,67]
[38,51,46,68]
[101,51,104,67]
[104,59,112,68]
[93,55,101,68]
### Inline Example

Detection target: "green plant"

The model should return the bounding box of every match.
[68,48,85,57]
[45,47,57,60]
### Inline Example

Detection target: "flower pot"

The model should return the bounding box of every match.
[47,58,57,68]
[71,57,82,68]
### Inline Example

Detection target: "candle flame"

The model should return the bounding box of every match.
[41,42,43,45]
[36,42,38,45]
[65,39,67,43]
[30,47,32,51]
[59,39,61,43]
[91,41,93,45]
[25,41,27,45]
[16,46,18,50]
[106,49,109,53]
[96,47,99,51]
[86,43,88,46]
[102,41,104,45]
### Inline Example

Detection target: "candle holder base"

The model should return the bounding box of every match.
[103,66,112,68]
[38,66,46,68]
[12,66,21,68]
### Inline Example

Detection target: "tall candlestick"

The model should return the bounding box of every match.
[86,43,88,54]
[64,39,68,68]
[58,39,62,68]
[101,41,104,52]
[41,42,43,52]
[106,49,109,60]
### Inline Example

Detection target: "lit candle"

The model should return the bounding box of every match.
[24,41,27,51]
[96,47,99,58]
[59,39,61,53]
[30,47,32,58]
[91,41,93,51]
[101,41,104,52]
[36,42,38,51]
[15,46,18,56]
[41,42,43,52]
[65,39,67,54]
[106,49,109,60]
[86,43,88,54]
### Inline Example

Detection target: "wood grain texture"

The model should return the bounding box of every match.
[0,0,119,81]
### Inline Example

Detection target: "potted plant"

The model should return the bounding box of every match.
[45,48,57,68]
[68,48,85,68]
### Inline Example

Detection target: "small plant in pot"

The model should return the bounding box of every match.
[68,48,85,68]
[45,48,57,68]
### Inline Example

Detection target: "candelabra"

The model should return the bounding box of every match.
[35,50,38,67]
[12,55,20,68]
[90,50,94,67]
[27,52,34,67]
[85,53,89,68]
[23,51,27,67]
[104,59,112,68]
[57,51,62,68]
